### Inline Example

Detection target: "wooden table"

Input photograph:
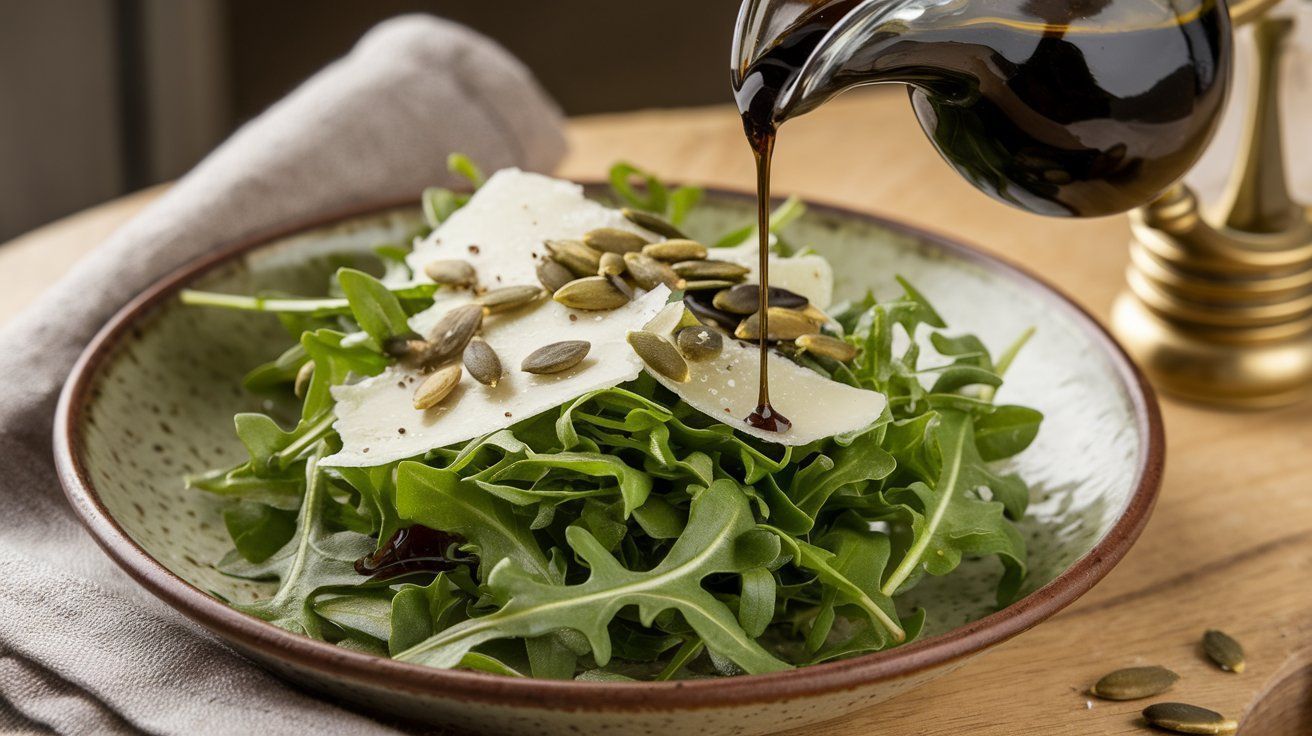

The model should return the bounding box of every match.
[4,90,1308,735]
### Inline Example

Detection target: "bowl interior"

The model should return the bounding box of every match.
[74,194,1143,639]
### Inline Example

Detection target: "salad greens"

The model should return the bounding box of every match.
[184,158,1041,680]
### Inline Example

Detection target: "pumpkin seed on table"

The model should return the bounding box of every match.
[713,284,808,315]
[796,333,857,362]
[425,303,484,362]
[536,258,574,293]
[584,227,648,254]
[735,307,822,341]
[682,279,740,292]
[623,253,683,290]
[293,361,314,398]
[422,259,477,287]
[1142,703,1238,734]
[1089,666,1179,701]
[521,340,590,374]
[676,325,722,362]
[477,285,545,314]
[463,338,502,387]
[643,239,707,262]
[622,207,687,239]
[1202,630,1245,673]
[627,330,690,382]
[598,252,627,277]
[413,363,462,410]
[554,276,630,310]
[672,259,749,281]
[545,239,602,276]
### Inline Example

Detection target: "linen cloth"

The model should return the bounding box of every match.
[0,15,565,735]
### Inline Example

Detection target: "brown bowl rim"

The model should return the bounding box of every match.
[53,184,1164,712]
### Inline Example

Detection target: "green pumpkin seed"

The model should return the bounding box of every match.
[536,258,574,293]
[1090,666,1179,701]
[627,330,690,382]
[293,361,315,398]
[425,304,484,362]
[676,326,722,362]
[1142,703,1238,734]
[598,251,627,277]
[796,333,857,362]
[422,259,477,287]
[412,363,462,410]
[672,259,750,281]
[643,239,707,262]
[1203,630,1245,673]
[735,308,822,341]
[623,252,684,290]
[713,284,808,315]
[463,338,502,387]
[521,340,590,374]
[545,239,603,276]
[622,208,687,239]
[477,285,545,314]
[554,276,630,310]
[584,227,648,254]
[682,279,740,292]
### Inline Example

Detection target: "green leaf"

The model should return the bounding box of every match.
[422,187,464,227]
[787,429,896,525]
[608,161,668,213]
[223,502,297,562]
[667,186,704,226]
[395,480,790,674]
[337,268,413,346]
[447,153,486,187]
[738,567,776,638]
[974,405,1044,461]
[489,452,653,517]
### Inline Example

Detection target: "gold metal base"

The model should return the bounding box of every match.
[1112,14,1312,409]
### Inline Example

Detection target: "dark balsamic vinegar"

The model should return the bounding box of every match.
[732,0,1230,430]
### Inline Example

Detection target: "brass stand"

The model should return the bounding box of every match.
[1112,10,1312,407]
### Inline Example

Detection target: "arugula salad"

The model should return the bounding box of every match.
[182,156,1042,680]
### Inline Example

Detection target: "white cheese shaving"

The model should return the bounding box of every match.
[712,243,834,309]
[643,304,886,445]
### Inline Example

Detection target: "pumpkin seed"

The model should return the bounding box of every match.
[735,308,822,341]
[643,239,707,262]
[425,304,484,362]
[796,333,857,362]
[682,279,740,292]
[598,252,627,277]
[683,293,740,331]
[521,340,590,374]
[1142,703,1238,734]
[412,363,462,410]
[422,259,477,287]
[622,208,687,239]
[293,361,315,398]
[672,259,750,281]
[607,273,635,299]
[1090,666,1179,701]
[1203,630,1245,673]
[545,239,602,276]
[477,285,545,314]
[627,330,690,382]
[553,276,630,310]
[623,252,683,290]
[584,227,648,254]
[463,338,502,387]
[676,326,722,362]
[713,284,808,315]
[536,258,575,293]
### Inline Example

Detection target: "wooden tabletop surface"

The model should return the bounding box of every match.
[4,90,1308,735]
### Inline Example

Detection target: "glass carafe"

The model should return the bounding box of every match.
[732,0,1233,216]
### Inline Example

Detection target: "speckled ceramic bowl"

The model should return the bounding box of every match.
[54,188,1163,735]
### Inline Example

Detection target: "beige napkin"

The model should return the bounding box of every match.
[0,14,564,735]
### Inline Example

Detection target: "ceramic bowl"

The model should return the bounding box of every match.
[54,188,1163,735]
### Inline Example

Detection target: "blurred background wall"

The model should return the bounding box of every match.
[0,0,740,241]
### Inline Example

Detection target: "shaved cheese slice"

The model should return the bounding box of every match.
[644,304,885,445]
[712,244,834,309]
[325,288,670,467]
[406,168,658,287]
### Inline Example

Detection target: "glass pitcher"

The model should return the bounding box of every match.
[731,0,1233,216]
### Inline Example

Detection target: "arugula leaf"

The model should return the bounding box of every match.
[608,161,668,213]
[337,268,414,346]
[395,480,790,674]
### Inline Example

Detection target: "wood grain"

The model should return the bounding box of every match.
[3,89,1308,735]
